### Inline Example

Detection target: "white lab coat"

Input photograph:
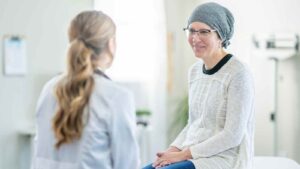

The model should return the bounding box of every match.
[32,73,140,169]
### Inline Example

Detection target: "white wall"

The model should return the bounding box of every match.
[0,0,93,169]
[165,0,199,99]
[277,54,300,161]
[164,0,198,143]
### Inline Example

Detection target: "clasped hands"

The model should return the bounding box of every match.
[152,146,192,168]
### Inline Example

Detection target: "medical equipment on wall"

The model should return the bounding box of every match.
[253,33,299,59]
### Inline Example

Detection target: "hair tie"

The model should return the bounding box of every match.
[77,36,100,54]
[78,36,87,44]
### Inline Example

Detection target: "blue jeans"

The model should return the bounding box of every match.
[142,160,195,169]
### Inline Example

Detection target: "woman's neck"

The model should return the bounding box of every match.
[203,49,227,70]
[96,53,112,71]
[97,66,105,72]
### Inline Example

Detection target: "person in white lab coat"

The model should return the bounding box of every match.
[32,10,140,169]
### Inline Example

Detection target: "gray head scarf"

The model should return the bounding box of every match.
[187,2,234,48]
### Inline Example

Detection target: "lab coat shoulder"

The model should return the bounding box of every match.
[92,75,135,118]
[35,75,62,117]
[93,75,140,169]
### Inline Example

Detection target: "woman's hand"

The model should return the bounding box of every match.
[153,146,181,166]
[152,148,192,168]
[164,146,181,153]
[152,146,181,168]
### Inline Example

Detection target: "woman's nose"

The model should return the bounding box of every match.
[191,34,201,43]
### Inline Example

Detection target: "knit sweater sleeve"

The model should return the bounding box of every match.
[170,64,197,149]
[189,69,254,158]
[170,124,190,150]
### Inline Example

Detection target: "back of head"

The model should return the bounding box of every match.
[188,2,234,48]
[53,10,115,148]
[68,10,116,75]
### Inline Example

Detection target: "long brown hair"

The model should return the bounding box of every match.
[53,11,115,148]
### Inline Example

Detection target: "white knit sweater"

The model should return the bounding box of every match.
[171,56,255,169]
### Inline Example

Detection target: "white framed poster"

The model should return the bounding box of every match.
[3,35,27,75]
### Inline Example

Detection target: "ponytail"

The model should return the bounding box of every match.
[53,39,95,148]
[52,10,115,148]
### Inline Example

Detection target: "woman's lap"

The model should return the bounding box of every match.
[142,160,195,169]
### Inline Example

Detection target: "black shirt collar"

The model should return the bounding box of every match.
[202,54,233,75]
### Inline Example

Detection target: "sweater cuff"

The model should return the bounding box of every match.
[170,142,183,150]
[189,145,202,159]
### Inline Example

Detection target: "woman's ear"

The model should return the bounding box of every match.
[219,40,223,48]
[108,37,116,58]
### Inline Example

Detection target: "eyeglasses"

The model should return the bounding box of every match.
[183,28,217,38]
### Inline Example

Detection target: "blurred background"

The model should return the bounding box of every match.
[0,0,300,168]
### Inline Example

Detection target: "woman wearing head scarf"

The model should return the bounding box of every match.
[143,2,254,169]
[32,11,140,169]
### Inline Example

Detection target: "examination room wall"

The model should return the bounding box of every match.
[0,0,93,169]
